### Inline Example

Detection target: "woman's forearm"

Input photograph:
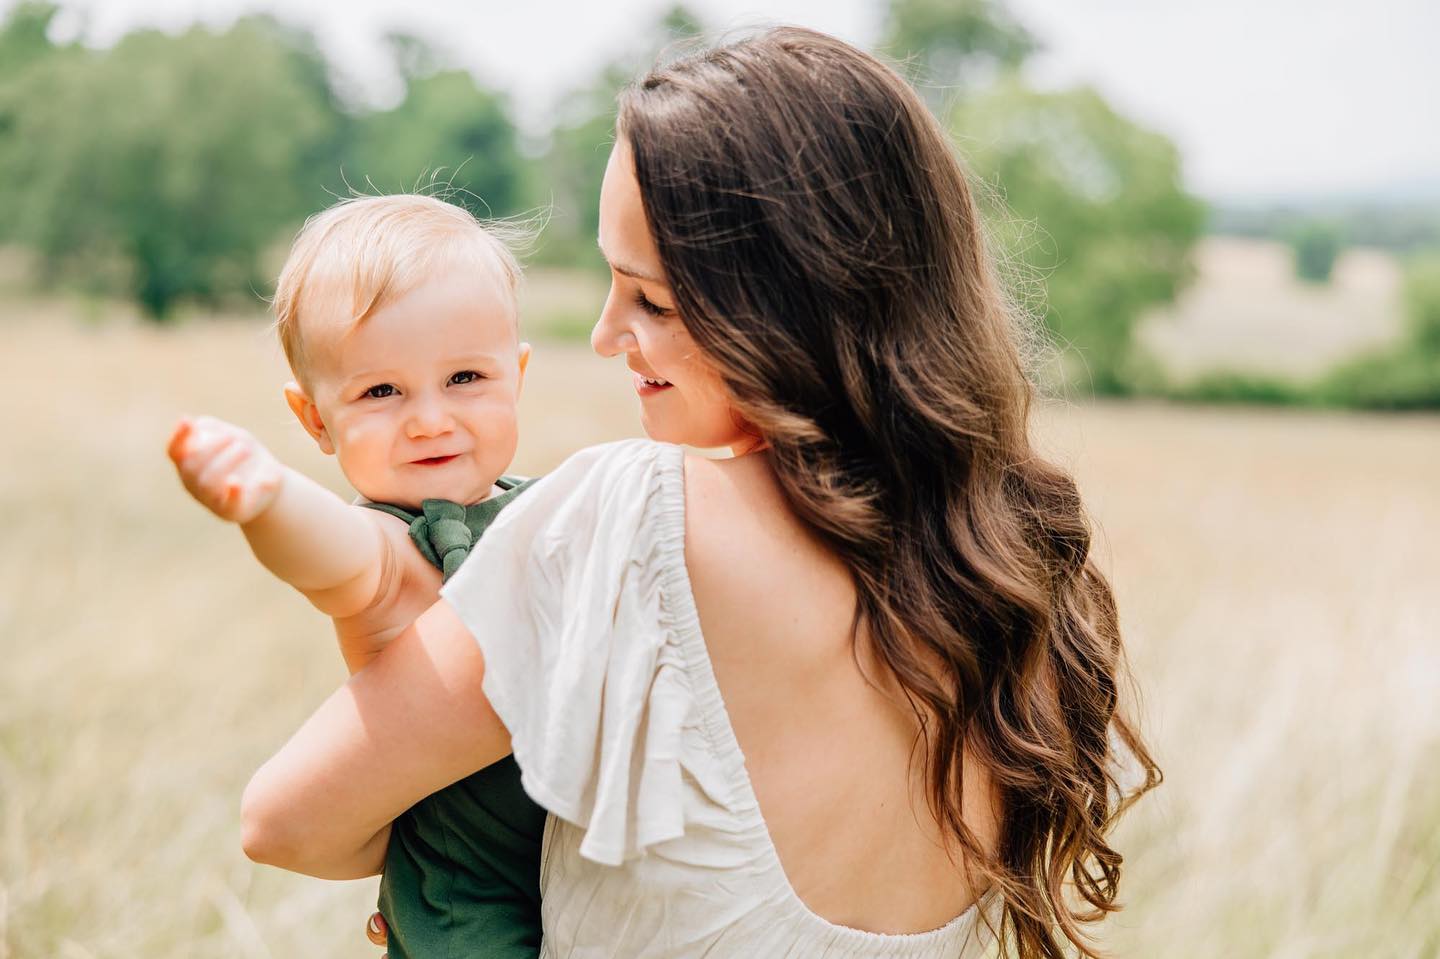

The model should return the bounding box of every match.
[241,791,390,880]
[240,600,512,877]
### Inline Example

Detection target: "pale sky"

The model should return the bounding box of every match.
[20,0,1439,201]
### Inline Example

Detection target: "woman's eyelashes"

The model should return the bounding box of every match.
[634,289,673,317]
[357,371,486,400]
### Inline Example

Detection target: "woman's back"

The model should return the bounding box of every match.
[683,452,1001,934]
[434,440,1002,958]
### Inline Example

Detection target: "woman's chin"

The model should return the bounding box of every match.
[637,412,676,444]
[638,416,703,449]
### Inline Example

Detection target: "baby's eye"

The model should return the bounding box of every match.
[449,370,485,386]
[362,383,396,399]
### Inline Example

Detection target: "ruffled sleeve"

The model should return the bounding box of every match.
[438,438,704,867]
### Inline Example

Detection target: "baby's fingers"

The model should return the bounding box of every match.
[176,430,236,485]
[220,481,245,515]
[166,417,194,464]
[226,472,281,523]
[195,439,252,499]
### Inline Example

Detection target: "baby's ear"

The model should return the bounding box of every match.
[283,381,334,455]
[516,342,532,391]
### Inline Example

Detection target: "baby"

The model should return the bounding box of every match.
[167,194,545,958]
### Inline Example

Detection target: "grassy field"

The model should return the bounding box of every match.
[2,307,1438,958]
[1137,237,1405,381]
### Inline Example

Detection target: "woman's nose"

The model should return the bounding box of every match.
[591,290,638,358]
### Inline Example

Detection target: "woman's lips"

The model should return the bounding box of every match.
[633,372,674,396]
[411,454,460,467]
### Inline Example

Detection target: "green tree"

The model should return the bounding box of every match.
[0,2,75,244]
[880,0,1037,105]
[0,16,340,318]
[657,4,706,43]
[533,67,626,266]
[532,4,705,266]
[881,0,1203,394]
[951,81,1205,392]
[1402,250,1440,353]
[0,1,64,77]
[1317,252,1440,408]
[1290,220,1343,283]
[345,34,525,217]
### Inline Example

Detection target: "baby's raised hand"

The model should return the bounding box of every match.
[168,416,284,524]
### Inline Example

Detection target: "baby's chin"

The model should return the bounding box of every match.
[351,475,504,510]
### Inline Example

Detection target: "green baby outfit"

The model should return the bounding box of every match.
[362,476,545,959]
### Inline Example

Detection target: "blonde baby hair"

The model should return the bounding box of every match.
[273,193,522,386]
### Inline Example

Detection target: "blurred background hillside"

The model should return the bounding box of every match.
[2,1,1438,958]
[2,0,1438,404]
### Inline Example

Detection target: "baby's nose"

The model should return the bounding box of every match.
[405,398,453,437]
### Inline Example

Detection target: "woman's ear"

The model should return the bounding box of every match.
[284,382,335,455]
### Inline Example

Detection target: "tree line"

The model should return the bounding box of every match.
[1,0,1212,397]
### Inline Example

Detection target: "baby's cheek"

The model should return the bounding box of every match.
[487,404,522,450]
[334,420,399,493]
[475,403,521,466]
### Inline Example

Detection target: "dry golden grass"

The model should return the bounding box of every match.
[2,304,1437,958]
[1137,237,1406,380]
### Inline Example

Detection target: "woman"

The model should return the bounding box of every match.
[242,27,1159,958]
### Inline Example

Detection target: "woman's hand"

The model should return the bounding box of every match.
[168,415,284,524]
[240,599,511,879]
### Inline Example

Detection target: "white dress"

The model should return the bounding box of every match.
[440,439,1002,958]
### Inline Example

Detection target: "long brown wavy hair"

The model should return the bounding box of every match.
[618,26,1161,959]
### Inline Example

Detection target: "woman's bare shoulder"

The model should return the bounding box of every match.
[680,451,856,665]
[681,452,796,542]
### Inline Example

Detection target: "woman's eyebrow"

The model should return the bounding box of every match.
[596,236,665,283]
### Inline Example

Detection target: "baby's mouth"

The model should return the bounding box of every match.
[411,454,460,467]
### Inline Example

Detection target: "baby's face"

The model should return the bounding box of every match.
[297,270,527,510]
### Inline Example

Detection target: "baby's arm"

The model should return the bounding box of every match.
[168,416,392,624]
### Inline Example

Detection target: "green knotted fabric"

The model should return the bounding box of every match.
[359,474,545,959]
[362,475,536,583]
